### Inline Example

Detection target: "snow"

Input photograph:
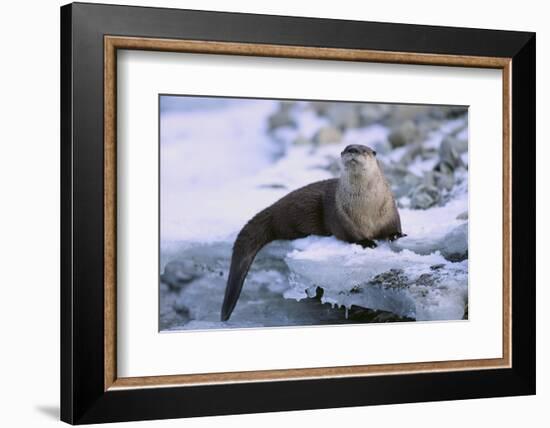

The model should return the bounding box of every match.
[393,193,468,255]
[161,98,280,242]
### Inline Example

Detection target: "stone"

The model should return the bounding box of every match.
[268,102,297,131]
[398,142,423,165]
[161,260,202,290]
[394,173,423,199]
[258,183,287,190]
[369,268,409,290]
[372,140,392,156]
[309,101,331,116]
[409,184,441,209]
[440,223,468,262]
[388,120,419,147]
[292,135,310,146]
[358,104,392,126]
[456,211,468,220]
[380,163,423,198]
[324,103,361,129]
[427,164,455,191]
[444,135,469,154]
[439,137,465,169]
[417,118,443,134]
[173,296,191,317]
[348,306,413,323]
[443,106,468,118]
[313,126,343,145]
[390,105,431,123]
[268,110,296,131]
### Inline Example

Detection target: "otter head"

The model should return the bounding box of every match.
[340,144,378,175]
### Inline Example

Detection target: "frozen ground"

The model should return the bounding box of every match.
[159,97,469,330]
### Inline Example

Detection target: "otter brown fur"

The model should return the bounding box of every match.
[221,144,404,321]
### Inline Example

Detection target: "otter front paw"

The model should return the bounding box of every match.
[357,239,377,249]
[389,232,407,242]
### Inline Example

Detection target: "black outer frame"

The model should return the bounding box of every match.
[60,2,535,424]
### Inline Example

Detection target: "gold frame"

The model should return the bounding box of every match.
[104,35,512,391]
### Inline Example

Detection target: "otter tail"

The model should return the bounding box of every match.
[221,210,274,321]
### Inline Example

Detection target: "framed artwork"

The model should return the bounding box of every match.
[60,2,535,424]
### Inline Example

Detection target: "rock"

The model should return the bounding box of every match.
[313,126,343,145]
[172,295,192,322]
[258,183,287,190]
[388,120,419,147]
[416,273,436,287]
[390,105,432,123]
[427,105,466,120]
[439,137,464,169]
[348,306,413,323]
[268,111,296,131]
[372,140,392,156]
[428,108,446,120]
[160,283,191,329]
[324,103,360,129]
[430,264,446,270]
[434,171,455,191]
[456,211,468,220]
[417,117,443,134]
[268,102,296,131]
[371,311,414,323]
[399,142,423,165]
[443,106,468,119]
[292,135,310,146]
[399,174,423,197]
[160,281,170,293]
[369,268,409,290]
[358,104,392,126]
[409,184,440,209]
[421,147,439,159]
[309,101,331,116]
[279,100,295,111]
[440,223,468,262]
[443,135,468,155]
[425,164,455,191]
[455,139,468,154]
[161,260,202,290]
[380,163,422,198]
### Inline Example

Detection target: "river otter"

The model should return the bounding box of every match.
[221,144,404,321]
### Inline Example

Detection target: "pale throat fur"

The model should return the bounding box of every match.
[336,155,394,240]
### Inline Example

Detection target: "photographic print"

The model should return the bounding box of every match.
[159,95,469,331]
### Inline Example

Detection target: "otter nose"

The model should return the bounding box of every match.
[344,147,360,155]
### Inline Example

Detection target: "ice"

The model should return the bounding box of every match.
[284,238,467,321]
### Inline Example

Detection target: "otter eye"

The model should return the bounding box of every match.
[372,151,377,156]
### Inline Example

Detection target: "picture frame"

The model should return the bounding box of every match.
[60,2,535,424]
